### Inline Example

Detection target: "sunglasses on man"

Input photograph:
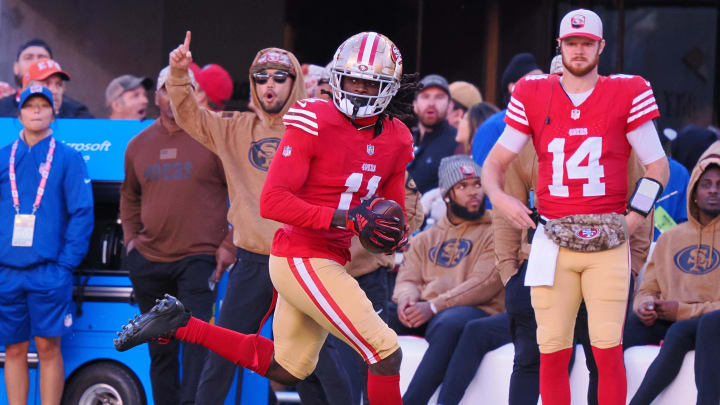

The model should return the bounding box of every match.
[252,71,294,84]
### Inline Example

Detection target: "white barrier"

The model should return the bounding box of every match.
[397,337,698,405]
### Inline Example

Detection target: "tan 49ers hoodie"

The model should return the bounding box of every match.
[393,211,504,314]
[634,143,720,320]
[165,49,307,255]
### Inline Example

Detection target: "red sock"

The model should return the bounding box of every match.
[539,347,572,405]
[367,371,401,405]
[175,316,274,375]
[591,345,626,405]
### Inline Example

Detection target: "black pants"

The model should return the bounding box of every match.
[194,249,274,405]
[505,261,600,405]
[436,312,512,405]
[391,305,490,405]
[126,249,216,405]
[630,309,720,405]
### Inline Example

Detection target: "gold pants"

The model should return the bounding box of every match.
[531,242,630,353]
[269,255,399,379]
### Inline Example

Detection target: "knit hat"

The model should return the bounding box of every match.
[250,49,296,76]
[671,125,718,172]
[501,53,540,93]
[438,155,482,195]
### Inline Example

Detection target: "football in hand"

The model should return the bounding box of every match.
[359,199,406,254]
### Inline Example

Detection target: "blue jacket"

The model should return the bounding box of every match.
[0,135,93,269]
[654,157,690,240]
[471,109,507,167]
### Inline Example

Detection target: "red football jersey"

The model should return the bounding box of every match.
[504,74,660,219]
[260,98,414,265]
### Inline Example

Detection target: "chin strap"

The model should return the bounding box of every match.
[350,96,362,122]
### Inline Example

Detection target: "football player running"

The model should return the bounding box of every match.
[115,32,415,405]
[482,9,669,405]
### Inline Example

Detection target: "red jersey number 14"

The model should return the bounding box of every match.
[547,137,606,197]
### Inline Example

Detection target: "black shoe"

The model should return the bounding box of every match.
[114,294,191,352]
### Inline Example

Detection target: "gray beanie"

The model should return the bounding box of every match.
[438,155,482,195]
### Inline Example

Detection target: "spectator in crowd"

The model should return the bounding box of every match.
[302,63,332,100]
[494,138,653,404]
[447,81,483,129]
[105,74,153,120]
[392,155,504,405]
[471,53,541,166]
[120,66,236,405]
[625,146,720,405]
[162,32,307,404]
[654,149,690,240]
[408,74,459,194]
[456,102,499,155]
[189,63,234,111]
[0,39,52,98]
[671,125,717,173]
[0,58,93,118]
[0,86,93,405]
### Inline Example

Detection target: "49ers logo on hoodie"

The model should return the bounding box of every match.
[249,138,281,171]
[428,239,473,268]
[674,245,720,275]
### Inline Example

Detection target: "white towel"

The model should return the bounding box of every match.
[525,222,560,287]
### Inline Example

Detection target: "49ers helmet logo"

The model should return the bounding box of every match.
[576,227,599,240]
[571,14,586,29]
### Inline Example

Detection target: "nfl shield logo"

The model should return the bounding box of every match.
[571,109,581,120]
[282,146,292,157]
[367,144,375,155]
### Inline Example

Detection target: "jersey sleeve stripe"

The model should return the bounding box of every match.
[283,113,319,129]
[288,107,317,119]
[284,122,319,136]
[507,103,528,120]
[627,104,659,124]
[632,89,654,106]
[630,97,656,114]
[509,96,526,110]
[506,110,529,126]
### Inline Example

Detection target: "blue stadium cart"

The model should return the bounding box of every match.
[0,118,270,405]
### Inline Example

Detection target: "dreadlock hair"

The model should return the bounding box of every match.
[373,72,422,137]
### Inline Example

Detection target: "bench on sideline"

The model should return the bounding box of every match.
[398,336,697,405]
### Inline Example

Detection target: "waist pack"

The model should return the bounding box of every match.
[543,213,627,252]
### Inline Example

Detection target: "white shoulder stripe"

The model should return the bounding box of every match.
[509,96,525,110]
[288,107,317,119]
[627,104,659,124]
[506,110,529,126]
[284,122,319,136]
[630,97,656,114]
[283,113,319,129]
[632,89,653,106]
[507,103,528,119]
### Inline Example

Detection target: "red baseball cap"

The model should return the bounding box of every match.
[190,63,233,108]
[22,59,70,88]
[558,9,603,41]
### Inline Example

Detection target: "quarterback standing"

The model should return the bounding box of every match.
[482,9,669,405]
[115,32,413,405]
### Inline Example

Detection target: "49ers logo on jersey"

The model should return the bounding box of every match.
[576,227,599,240]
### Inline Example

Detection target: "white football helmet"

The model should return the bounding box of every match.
[329,32,403,118]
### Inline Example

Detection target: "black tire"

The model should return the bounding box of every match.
[62,362,146,405]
